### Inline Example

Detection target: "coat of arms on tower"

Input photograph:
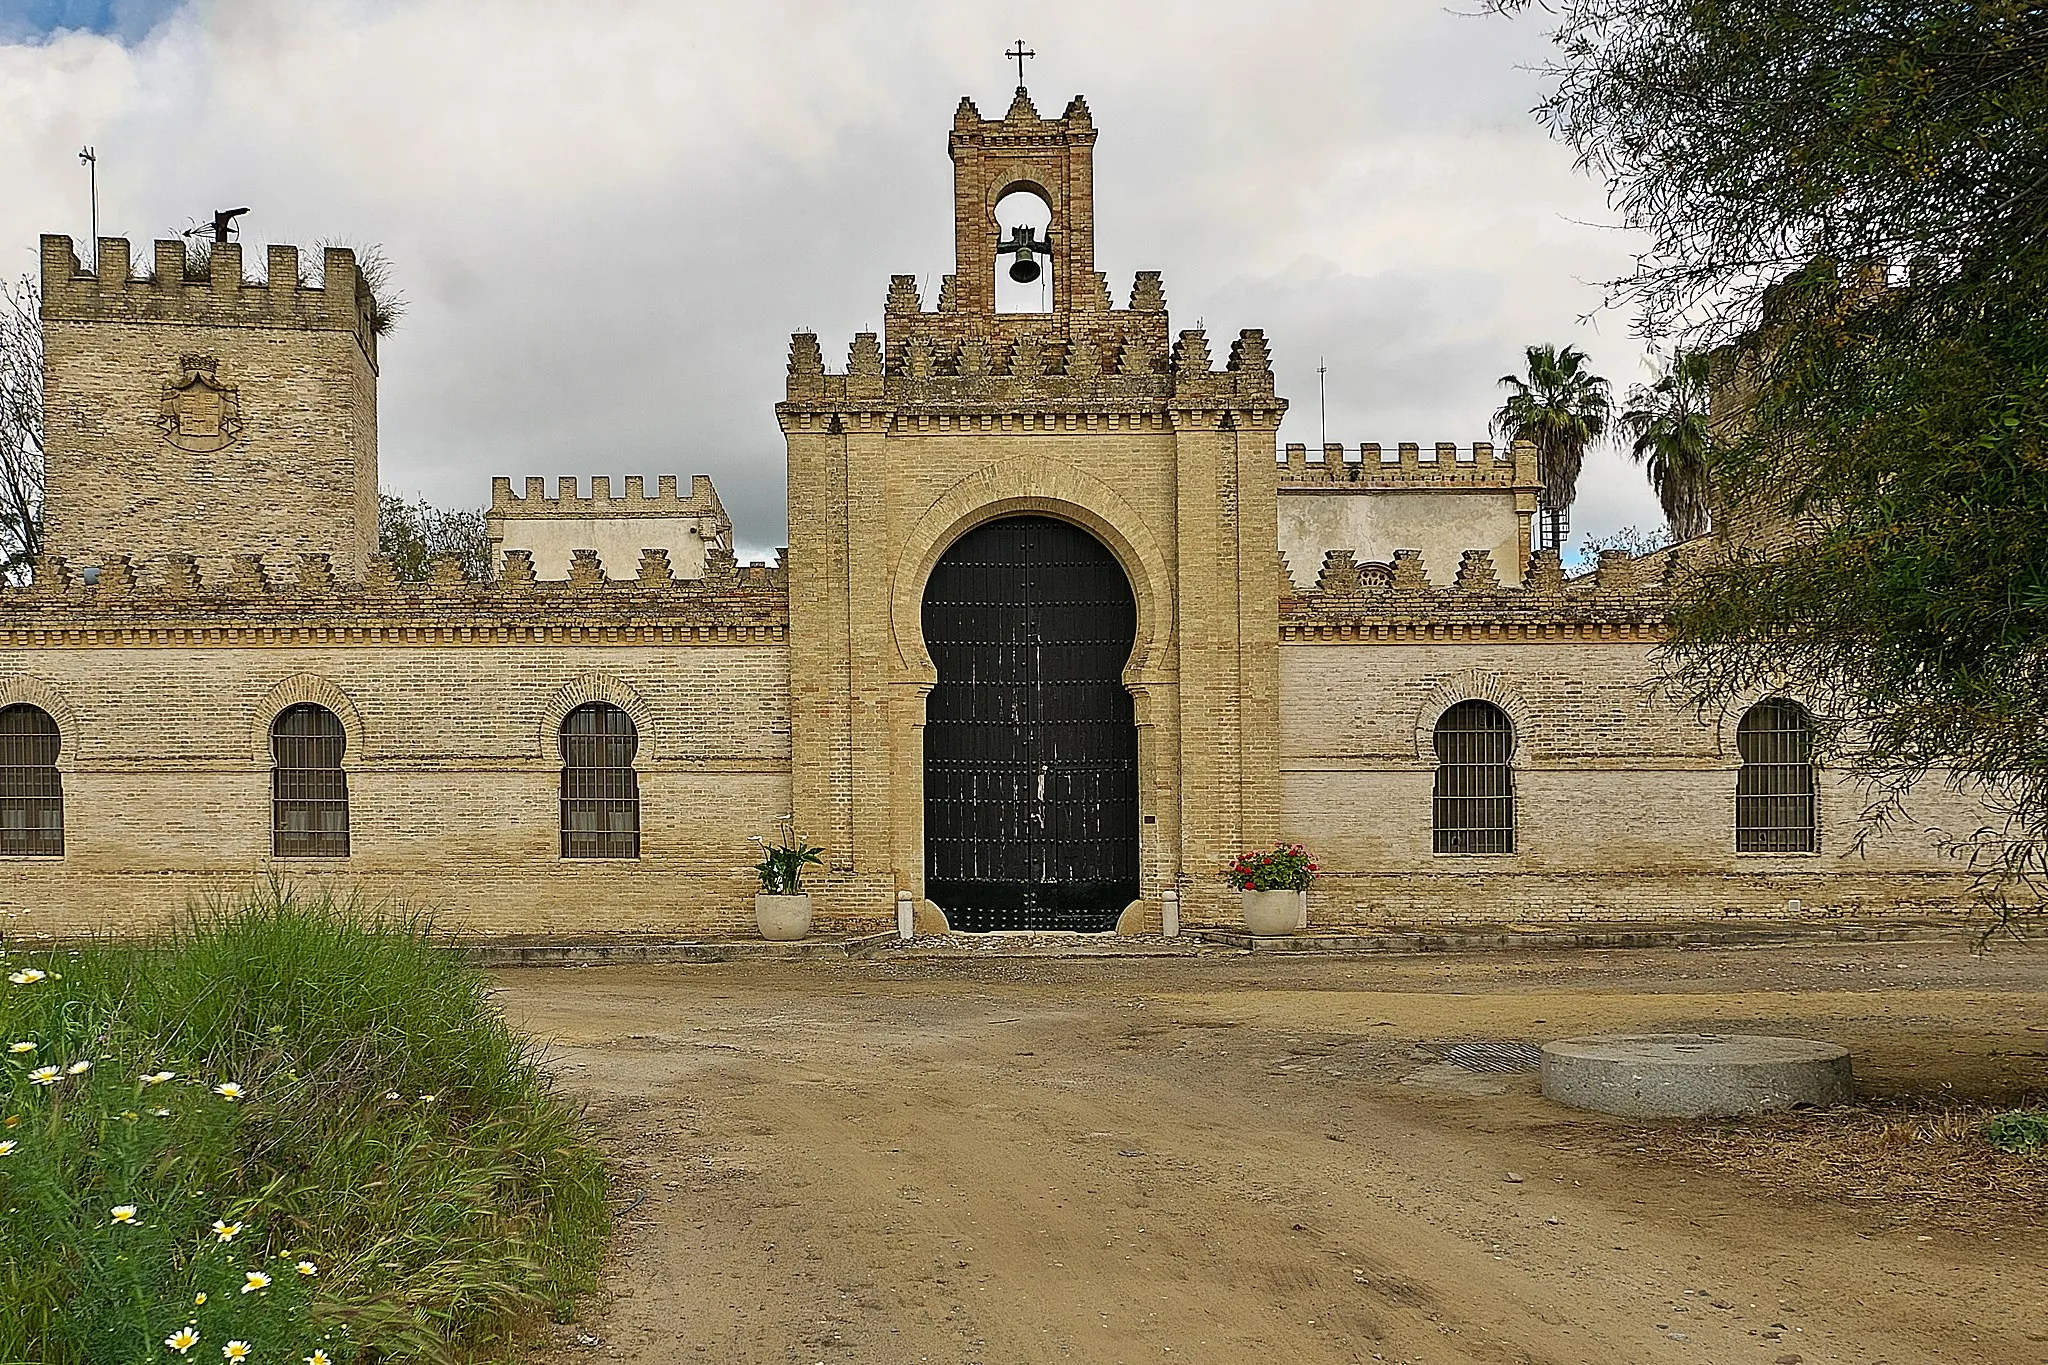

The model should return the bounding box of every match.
[159,354,243,453]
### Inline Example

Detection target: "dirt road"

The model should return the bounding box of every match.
[499,940,2048,1365]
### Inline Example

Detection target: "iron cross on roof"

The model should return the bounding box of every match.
[1006,39,1034,89]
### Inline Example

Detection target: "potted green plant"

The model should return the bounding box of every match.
[1228,843,1318,936]
[750,818,824,941]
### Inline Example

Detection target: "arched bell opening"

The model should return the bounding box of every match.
[921,515,1138,931]
[993,185,1053,315]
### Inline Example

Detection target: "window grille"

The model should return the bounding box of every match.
[1433,699,1515,855]
[1736,699,1816,853]
[561,703,640,859]
[271,704,349,858]
[0,704,64,857]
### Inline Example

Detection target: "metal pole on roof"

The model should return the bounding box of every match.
[1317,357,1328,449]
[78,147,97,273]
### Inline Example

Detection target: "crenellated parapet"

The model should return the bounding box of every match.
[873,268,1173,399]
[487,473,726,523]
[40,236,379,365]
[1279,440,1540,489]
[486,474,733,582]
[0,549,790,647]
[780,322,1281,426]
[1277,437,1542,590]
[1280,546,1673,642]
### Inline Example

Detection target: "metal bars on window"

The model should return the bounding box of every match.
[560,703,640,859]
[1736,699,1817,853]
[1432,699,1515,855]
[271,704,349,858]
[0,704,64,857]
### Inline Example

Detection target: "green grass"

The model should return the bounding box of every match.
[0,880,610,1364]
[1982,1109,2048,1155]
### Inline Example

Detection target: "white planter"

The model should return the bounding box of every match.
[754,893,812,941]
[1240,888,1300,937]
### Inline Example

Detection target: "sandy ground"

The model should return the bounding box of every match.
[498,939,2048,1365]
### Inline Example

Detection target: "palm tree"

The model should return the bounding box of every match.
[1618,350,1715,542]
[1491,343,1612,554]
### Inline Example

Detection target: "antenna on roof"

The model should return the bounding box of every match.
[1317,357,1328,449]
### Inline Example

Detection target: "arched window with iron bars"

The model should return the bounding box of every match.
[0,704,64,857]
[271,704,349,858]
[561,703,640,859]
[1735,698,1817,853]
[1432,699,1516,855]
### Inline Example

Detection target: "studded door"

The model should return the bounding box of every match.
[922,516,1140,932]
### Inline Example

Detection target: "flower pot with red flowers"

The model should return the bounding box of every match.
[1228,844,1318,937]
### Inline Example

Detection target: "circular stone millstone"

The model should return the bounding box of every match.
[1540,1033,1852,1118]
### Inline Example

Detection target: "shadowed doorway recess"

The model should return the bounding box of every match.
[922,516,1139,932]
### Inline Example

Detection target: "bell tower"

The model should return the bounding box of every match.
[945,88,1105,319]
[781,86,1286,934]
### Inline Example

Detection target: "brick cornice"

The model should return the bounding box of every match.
[1281,588,1669,643]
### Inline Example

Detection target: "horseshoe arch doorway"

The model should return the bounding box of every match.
[921,515,1140,931]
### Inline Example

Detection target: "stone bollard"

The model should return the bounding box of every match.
[896,890,914,941]
[1161,890,1179,938]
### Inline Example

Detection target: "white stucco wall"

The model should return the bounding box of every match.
[1279,487,1522,587]
[495,516,716,581]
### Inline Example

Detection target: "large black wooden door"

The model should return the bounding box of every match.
[923,516,1139,932]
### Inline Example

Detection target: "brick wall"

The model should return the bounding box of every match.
[1277,640,1980,925]
[40,236,379,577]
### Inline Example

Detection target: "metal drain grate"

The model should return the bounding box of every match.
[1424,1040,1543,1074]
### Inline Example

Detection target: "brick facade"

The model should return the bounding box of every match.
[39,237,379,579]
[0,91,1981,940]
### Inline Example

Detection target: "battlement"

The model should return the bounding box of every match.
[488,474,728,524]
[1279,441,1539,489]
[782,323,1279,415]
[1279,546,1674,640]
[486,474,733,583]
[952,88,1097,140]
[2,547,788,620]
[883,268,1165,344]
[40,236,379,363]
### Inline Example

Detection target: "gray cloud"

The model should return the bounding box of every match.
[1,0,1665,563]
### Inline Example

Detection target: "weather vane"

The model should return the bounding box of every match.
[1006,38,1034,89]
[78,146,97,273]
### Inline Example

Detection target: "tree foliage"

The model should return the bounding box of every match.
[0,274,43,582]
[1577,523,1672,564]
[376,494,491,582]
[1490,342,1612,551]
[1618,350,1715,541]
[1508,0,2048,908]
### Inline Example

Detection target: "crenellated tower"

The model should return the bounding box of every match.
[39,235,380,578]
[780,87,1287,932]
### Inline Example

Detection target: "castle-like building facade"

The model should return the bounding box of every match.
[0,90,1977,938]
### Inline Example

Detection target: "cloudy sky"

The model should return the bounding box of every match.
[2,0,1664,563]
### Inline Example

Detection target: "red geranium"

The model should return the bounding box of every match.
[1227,843,1318,891]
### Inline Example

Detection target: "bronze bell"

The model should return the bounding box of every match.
[997,225,1047,283]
